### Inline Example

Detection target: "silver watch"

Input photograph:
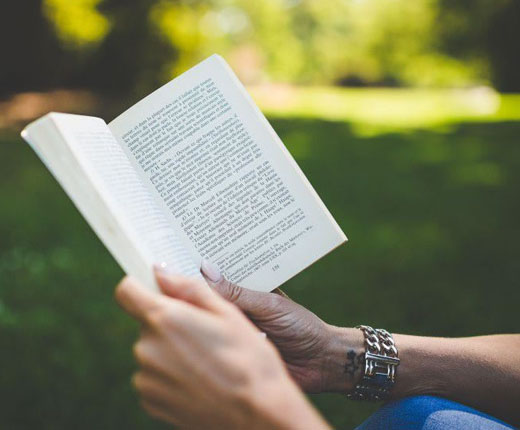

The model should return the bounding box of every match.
[346,325,400,401]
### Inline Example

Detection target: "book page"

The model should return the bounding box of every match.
[109,55,346,292]
[23,114,200,290]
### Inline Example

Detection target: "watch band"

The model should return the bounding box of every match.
[347,325,400,401]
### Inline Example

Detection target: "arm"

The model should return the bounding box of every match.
[391,333,520,425]
[320,329,520,426]
[115,268,331,430]
[201,262,520,427]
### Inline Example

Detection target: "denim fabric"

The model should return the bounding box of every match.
[356,395,516,430]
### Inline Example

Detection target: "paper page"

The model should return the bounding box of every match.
[23,114,200,290]
[109,55,346,292]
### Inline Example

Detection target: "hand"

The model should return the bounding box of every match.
[115,268,331,430]
[201,260,365,394]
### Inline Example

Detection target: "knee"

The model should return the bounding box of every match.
[388,395,456,417]
[356,396,513,430]
[356,396,446,430]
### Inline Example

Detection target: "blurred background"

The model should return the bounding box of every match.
[1,0,519,428]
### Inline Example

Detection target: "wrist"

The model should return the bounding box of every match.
[247,376,331,430]
[318,325,365,393]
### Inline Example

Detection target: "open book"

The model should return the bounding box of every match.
[21,55,346,292]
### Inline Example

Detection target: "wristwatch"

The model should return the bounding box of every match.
[347,325,400,401]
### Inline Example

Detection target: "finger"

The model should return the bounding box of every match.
[140,398,177,425]
[115,276,163,323]
[133,335,165,371]
[133,371,177,406]
[154,266,227,314]
[200,259,283,316]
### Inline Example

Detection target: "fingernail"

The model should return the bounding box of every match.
[200,259,221,283]
[153,262,171,275]
[259,332,267,339]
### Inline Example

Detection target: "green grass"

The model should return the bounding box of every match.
[1,90,520,429]
[250,86,520,131]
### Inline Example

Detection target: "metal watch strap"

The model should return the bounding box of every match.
[346,325,400,401]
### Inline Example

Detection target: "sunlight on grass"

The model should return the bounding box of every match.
[249,85,520,134]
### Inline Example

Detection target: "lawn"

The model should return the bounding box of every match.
[1,89,519,429]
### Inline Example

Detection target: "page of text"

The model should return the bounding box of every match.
[53,114,200,281]
[109,55,346,291]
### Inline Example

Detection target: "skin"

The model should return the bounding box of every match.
[116,265,520,428]
[203,270,520,427]
[115,269,331,430]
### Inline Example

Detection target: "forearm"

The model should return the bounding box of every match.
[391,334,520,426]
[320,327,520,426]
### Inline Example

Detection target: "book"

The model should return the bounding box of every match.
[21,54,346,292]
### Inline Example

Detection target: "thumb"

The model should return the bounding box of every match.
[200,259,277,315]
[154,265,226,313]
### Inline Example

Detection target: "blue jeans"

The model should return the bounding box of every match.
[356,396,516,430]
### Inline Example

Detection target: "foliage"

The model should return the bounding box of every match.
[436,0,520,92]
[1,90,520,428]
[1,0,519,96]
[146,0,483,87]
[79,0,177,96]
[43,0,111,47]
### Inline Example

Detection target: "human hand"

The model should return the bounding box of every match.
[115,269,331,430]
[201,260,365,394]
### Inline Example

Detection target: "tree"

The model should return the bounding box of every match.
[0,0,66,96]
[437,0,520,91]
